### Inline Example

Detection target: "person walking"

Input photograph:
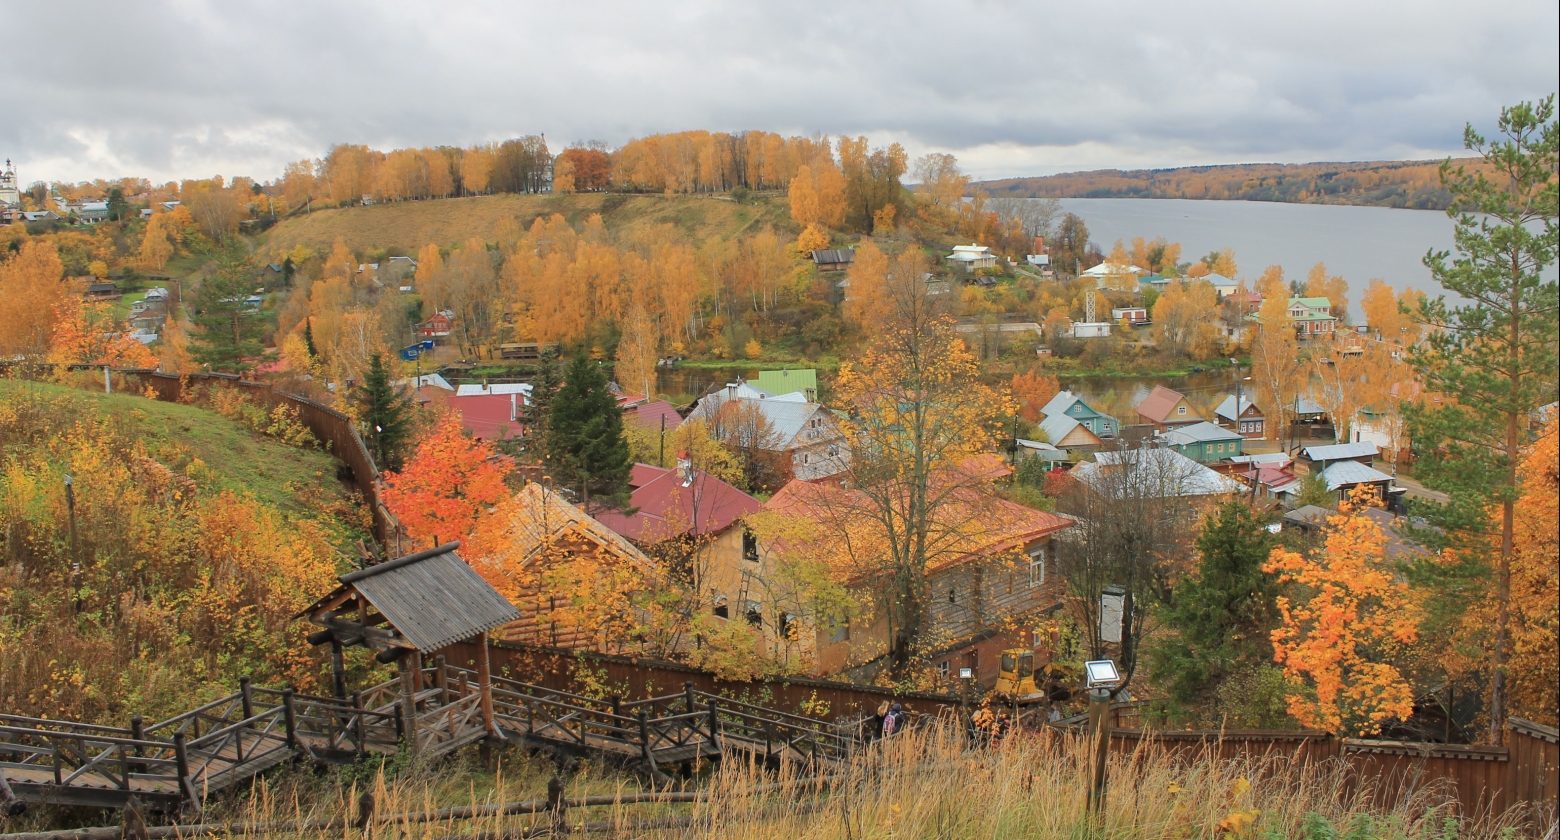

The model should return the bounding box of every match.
[882,703,905,737]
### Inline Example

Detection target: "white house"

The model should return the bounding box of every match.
[1111,307,1149,325]
[947,244,997,272]
[1072,322,1112,339]
[691,382,850,481]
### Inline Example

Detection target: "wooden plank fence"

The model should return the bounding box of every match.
[116,369,403,548]
[1104,719,1558,819]
[442,640,962,725]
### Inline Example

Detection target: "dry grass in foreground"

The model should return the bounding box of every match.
[168,723,1546,840]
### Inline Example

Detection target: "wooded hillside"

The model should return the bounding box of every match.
[975,158,1483,209]
[262,192,796,257]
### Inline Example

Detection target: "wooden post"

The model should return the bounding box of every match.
[435,654,450,706]
[706,699,721,751]
[476,631,496,735]
[684,681,697,714]
[331,638,347,700]
[355,792,376,840]
[281,688,298,749]
[353,691,368,751]
[0,769,22,817]
[172,732,197,812]
[546,776,567,836]
[398,658,420,753]
[611,695,623,719]
[129,715,145,774]
[1087,687,1110,814]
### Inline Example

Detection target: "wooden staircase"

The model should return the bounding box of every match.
[2,661,860,816]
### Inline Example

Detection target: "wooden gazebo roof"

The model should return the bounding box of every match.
[299,542,521,653]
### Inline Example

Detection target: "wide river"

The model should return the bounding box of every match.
[1050,198,1460,322]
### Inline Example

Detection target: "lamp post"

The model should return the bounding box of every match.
[1084,659,1121,815]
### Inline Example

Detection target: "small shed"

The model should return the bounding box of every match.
[84,281,118,300]
[298,543,520,748]
[811,249,855,272]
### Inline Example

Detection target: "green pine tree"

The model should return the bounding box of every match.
[189,249,271,373]
[1406,96,1558,742]
[1148,501,1283,713]
[522,347,561,449]
[1292,472,1333,509]
[545,352,631,510]
[357,354,414,472]
[303,318,319,359]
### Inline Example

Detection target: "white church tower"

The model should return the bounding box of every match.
[0,160,20,208]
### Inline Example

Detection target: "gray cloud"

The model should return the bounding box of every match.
[4,0,1556,184]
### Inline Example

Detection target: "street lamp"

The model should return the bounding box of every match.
[1084,659,1121,814]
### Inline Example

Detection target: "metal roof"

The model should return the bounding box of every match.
[1215,395,1258,421]
[1301,441,1379,462]
[335,543,521,652]
[1320,460,1395,491]
[811,249,854,264]
[1158,421,1243,445]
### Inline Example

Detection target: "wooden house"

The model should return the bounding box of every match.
[1215,394,1265,438]
[472,482,664,653]
[1136,385,1201,432]
[810,249,854,272]
[1040,390,1119,438]
[1157,421,1246,462]
[760,475,1074,687]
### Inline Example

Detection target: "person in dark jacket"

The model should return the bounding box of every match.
[882,703,905,736]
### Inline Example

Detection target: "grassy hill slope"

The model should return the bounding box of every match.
[0,379,361,528]
[262,192,798,256]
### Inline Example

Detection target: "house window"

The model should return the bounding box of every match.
[802,453,810,464]
[713,595,729,619]
[948,587,957,604]
[1217,443,1225,453]
[1028,545,1047,587]
[742,529,759,562]
[938,661,950,679]
[1177,406,1187,416]
[745,601,763,627]
[778,613,796,638]
[829,620,849,643]
[1206,444,1214,454]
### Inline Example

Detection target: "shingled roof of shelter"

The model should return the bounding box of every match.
[301,542,521,652]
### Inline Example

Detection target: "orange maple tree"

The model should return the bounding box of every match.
[382,412,513,547]
[1011,370,1060,423]
[1265,488,1422,735]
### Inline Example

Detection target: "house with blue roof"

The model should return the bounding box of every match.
[1039,390,1119,439]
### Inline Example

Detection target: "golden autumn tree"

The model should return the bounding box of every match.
[1507,423,1559,725]
[1265,488,1422,735]
[46,298,157,369]
[137,214,175,271]
[796,224,829,256]
[1306,262,1350,323]
[382,412,514,547]
[828,269,1017,676]
[615,302,659,399]
[1152,278,1222,359]
[1011,369,1060,423]
[1251,270,1302,439]
[0,239,72,358]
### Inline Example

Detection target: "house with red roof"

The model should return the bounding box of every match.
[1136,385,1202,432]
[446,393,524,440]
[757,473,1073,684]
[595,460,762,641]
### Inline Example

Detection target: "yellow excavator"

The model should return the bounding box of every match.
[995,649,1081,706]
[994,649,1044,703]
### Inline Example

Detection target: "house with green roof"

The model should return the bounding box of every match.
[1157,421,1246,462]
[1287,297,1337,339]
[753,369,817,401]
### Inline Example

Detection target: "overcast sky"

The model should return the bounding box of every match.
[6,1,1557,186]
